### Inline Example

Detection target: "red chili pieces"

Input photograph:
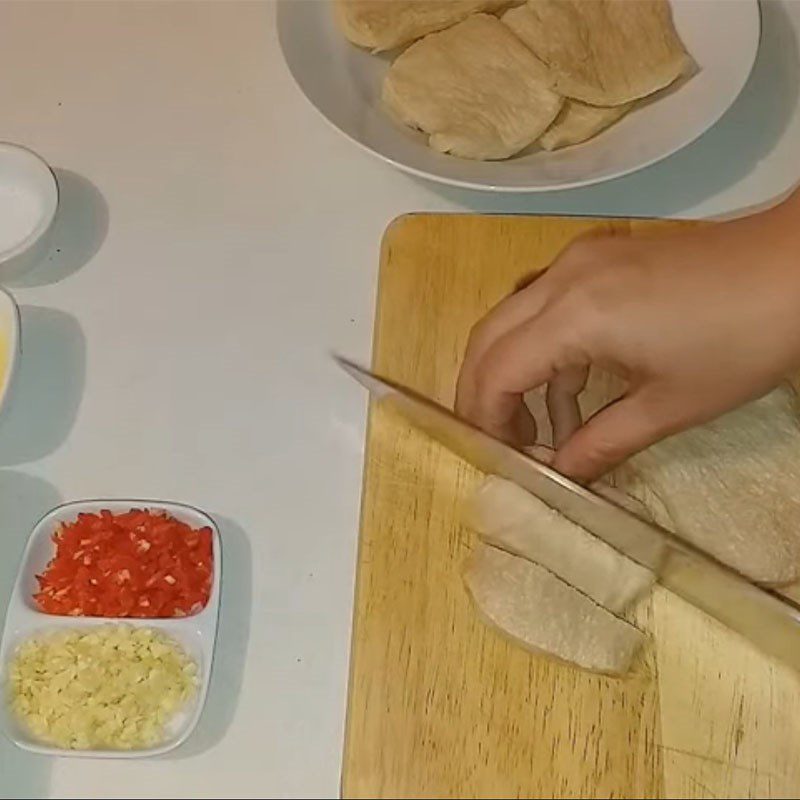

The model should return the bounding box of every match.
[34,509,213,618]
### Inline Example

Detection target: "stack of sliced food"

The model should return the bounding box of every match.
[463,375,800,676]
[335,0,695,159]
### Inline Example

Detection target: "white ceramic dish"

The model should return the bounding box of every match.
[277,0,761,192]
[0,142,59,279]
[0,287,21,417]
[0,499,222,758]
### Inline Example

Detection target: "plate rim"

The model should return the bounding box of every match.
[277,0,762,193]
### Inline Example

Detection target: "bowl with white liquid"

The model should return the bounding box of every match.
[0,143,59,281]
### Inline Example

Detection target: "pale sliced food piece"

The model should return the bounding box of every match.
[334,0,515,52]
[465,543,645,675]
[579,371,800,585]
[502,0,694,106]
[465,476,655,615]
[383,14,563,160]
[539,100,633,150]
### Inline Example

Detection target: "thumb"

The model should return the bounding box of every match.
[552,391,665,483]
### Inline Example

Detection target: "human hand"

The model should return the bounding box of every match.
[455,192,800,482]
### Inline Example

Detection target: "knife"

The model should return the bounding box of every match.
[336,355,800,671]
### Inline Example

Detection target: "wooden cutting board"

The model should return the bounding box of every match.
[342,214,800,800]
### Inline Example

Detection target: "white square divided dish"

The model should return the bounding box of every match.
[0,499,222,758]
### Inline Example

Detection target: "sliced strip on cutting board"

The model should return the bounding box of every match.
[465,543,645,675]
[465,476,655,615]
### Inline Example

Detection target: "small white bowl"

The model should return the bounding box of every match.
[0,499,222,758]
[0,143,59,280]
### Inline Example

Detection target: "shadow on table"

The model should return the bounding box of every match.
[0,306,86,468]
[7,169,109,289]
[416,0,800,219]
[0,470,60,799]
[170,514,252,759]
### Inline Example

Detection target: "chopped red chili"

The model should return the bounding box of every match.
[34,509,213,618]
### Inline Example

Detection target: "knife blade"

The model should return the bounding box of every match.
[336,354,800,671]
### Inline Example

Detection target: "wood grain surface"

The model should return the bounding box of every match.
[342,214,800,799]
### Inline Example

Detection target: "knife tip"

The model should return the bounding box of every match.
[331,352,366,378]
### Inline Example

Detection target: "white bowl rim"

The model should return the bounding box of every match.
[277,0,762,193]
[0,142,59,261]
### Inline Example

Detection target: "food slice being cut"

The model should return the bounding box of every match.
[334,0,516,52]
[465,543,645,675]
[465,476,655,615]
[503,0,694,106]
[579,373,800,585]
[383,14,563,160]
[539,100,633,150]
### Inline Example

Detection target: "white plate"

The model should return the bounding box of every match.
[0,499,221,758]
[277,0,761,192]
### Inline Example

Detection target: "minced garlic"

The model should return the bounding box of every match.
[7,625,198,750]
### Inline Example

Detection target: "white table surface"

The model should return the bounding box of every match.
[0,1,797,798]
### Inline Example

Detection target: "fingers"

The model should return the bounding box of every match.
[503,400,539,445]
[546,365,588,448]
[523,444,555,465]
[456,270,561,415]
[455,235,622,448]
[461,311,587,444]
[553,390,666,483]
[456,236,609,421]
